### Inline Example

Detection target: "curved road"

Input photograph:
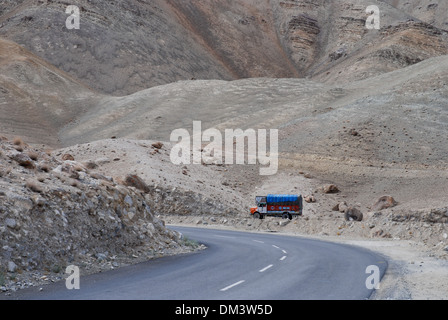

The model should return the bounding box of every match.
[5,226,387,300]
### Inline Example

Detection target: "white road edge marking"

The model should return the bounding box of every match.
[253,240,264,244]
[272,245,280,249]
[282,250,287,254]
[280,256,287,261]
[259,264,274,273]
[220,280,245,292]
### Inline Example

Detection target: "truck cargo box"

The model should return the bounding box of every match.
[266,194,301,204]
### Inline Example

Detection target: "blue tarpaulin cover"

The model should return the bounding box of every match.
[267,194,300,203]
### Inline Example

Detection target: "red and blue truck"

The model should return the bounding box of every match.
[250,194,303,220]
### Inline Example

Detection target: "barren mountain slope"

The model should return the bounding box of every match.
[379,0,448,30]
[0,38,97,146]
[60,54,448,164]
[0,0,234,96]
[278,54,448,213]
[56,54,448,216]
[1,0,448,95]
[58,78,336,146]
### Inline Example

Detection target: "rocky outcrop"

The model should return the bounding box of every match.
[0,138,196,290]
[390,207,448,224]
[145,186,244,217]
[118,173,245,218]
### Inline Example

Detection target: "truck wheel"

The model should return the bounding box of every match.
[254,212,261,219]
[282,213,289,220]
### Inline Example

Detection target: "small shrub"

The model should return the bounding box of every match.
[27,151,39,161]
[180,235,200,249]
[38,162,51,172]
[69,178,80,188]
[13,137,24,146]
[25,179,44,193]
[0,166,11,177]
[51,264,62,274]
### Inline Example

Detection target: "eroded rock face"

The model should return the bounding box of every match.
[1,0,447,97]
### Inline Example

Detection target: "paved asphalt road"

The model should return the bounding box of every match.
[3,226,387,300]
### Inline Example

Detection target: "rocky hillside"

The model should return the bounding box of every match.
[379,0,448,29]
[0,137,198,292]
[1,0,448,95]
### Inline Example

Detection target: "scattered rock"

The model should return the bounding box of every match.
[7,261,17,273]
[344,207,363,221]
[329,47,347,61]
[61,154,75,161]
[323,184,339,194]
[95,253,108,262]
[372,229,392,238]
[279,219,291,227]
[10,153,35,169]
[152,142,164,149]
[304,195,316,203]
[332,201,348,212]
[372,196,398,211]
[5,218,17,229]
[338,202,348,213]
